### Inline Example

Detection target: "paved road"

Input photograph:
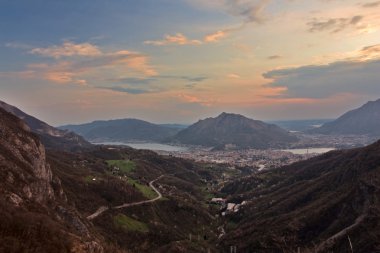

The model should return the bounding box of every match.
[87,206,109,220]
[87,175,164,220]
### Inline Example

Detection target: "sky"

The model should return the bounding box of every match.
[1,0,380,125]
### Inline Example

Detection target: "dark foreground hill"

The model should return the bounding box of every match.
[0,107,115,252]
[310,98,380,136]
[172,112,297,149]
[0,100,92,151]
[60,119,180,143]
[0,105,223,253]
[220,140,380,253]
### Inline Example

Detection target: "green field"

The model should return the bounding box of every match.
[84,175,95,183]
[127,178,158,199]
[107,160,136,174]
[107,160,158,199]
[113,214,149,233]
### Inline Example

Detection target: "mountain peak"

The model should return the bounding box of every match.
[215,112,253,123]
[363,98,380,107]
[172,113,297,149]
[218,112,245,118]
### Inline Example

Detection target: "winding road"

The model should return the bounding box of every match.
[87,175,164,220]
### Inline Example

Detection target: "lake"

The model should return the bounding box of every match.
[281,147,335,155]
[93,142,188,152]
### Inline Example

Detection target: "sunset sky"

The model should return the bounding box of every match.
[1,0,380,125]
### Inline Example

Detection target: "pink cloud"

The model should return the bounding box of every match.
[144,33,202,46]
[8,42,157,85]
[204,30,227,42]
[30,41,102,58]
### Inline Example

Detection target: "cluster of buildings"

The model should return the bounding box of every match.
[210,198,249,216]
[156,134,377,170]
[293,133,376,149]
[160,148,317,170]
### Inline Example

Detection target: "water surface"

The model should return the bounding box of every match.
[94,142,188,152]
[281,147,335,155]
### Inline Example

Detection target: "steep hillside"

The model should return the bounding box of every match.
[0,107,118,253]
[220,140,380,253]
[47,146,222,253]
[172,112,297,149]
[60,119,180,143]
[0,100,92,151]
[0,104,223,252]
[310,98,380,136]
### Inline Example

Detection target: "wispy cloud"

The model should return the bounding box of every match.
[204,30,228,43]
[263,44,380,99]
[185,0,271,25]
[224,0,271,25]
[159,75,208,83]
[357,44,380,61]
[95,74,208,95]
[97,86,155,94]
[110,75,208,88]
[5,42,33,49]
[6,41,157,87]
[148,0,272,46]
[267,55,283,60]
[30,41,102,58]
[75,49,157,76]
[176,93,215,106]
[144,33,202,46]
[361,1,380,8]
[108,77,156,85]
[144,31,231,46]
[227,73,241,79]
[307,15,365,33]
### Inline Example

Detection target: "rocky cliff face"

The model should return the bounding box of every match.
[0,108,54,204]
[0,107,110,253]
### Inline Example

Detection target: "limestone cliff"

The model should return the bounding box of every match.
[0,107,110,253]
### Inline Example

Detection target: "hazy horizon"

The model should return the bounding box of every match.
[1,99,338,127]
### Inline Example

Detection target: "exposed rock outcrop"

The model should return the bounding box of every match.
[0,107,54,203]
[0,107,106,253]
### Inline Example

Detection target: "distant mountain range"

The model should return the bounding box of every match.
[60,119,181,143]
[310,98,380,136]
[0,101,91,151]
[171,112,298,149]
[60,113,297,149]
